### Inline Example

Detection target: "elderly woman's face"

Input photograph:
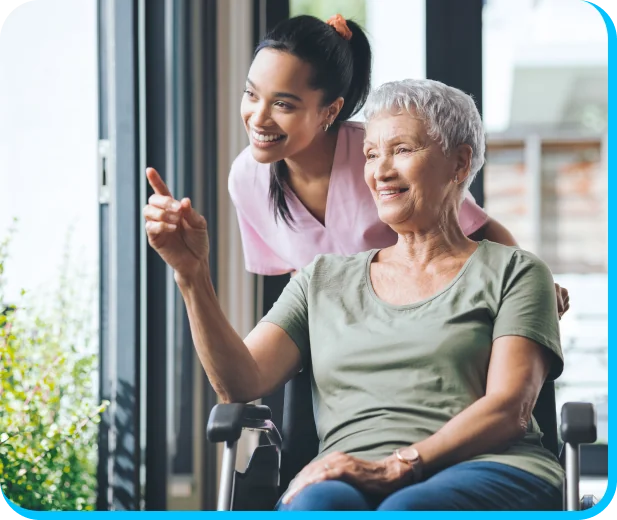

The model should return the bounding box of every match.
[363,112,462,230]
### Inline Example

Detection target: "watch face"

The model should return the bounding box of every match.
[405,447,420,461]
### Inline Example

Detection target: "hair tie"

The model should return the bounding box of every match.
[326,14,352,41]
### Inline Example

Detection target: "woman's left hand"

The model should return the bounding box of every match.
[555,283,570,319]
[281,451,413,505]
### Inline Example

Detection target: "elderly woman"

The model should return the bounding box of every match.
[143,79,564,511]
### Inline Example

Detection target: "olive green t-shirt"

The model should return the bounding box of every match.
[262,240,564,490]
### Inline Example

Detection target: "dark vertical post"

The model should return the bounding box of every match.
[198,0,220,511]
[143,0,168,511]
[426,0,485,206]
[252,0,290,433]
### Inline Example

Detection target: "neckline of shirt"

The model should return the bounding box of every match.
[363,241,486,311]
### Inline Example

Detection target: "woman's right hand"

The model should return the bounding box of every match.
[144,167,209,280]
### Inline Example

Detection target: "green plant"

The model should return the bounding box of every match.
[0,219,107,511]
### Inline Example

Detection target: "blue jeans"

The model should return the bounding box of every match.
[277,461,563,511]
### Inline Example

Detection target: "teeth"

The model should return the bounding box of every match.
[380,190,400,195]
[252,130,283,143]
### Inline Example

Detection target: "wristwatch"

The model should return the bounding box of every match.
[394,447,423,482]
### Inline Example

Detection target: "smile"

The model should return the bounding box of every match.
[251,129,286,148]
[378,188,409,200]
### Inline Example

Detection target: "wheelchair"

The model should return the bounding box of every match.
[207,368,599,511]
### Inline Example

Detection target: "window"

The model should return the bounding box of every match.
[0,0,98,303]
[0,0,100,511]
[483,0,608,492]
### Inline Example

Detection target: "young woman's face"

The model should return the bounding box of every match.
[241,49,334,164]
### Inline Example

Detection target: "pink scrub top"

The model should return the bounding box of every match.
[228,122,488,275]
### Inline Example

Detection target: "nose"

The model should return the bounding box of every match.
[249,101,271,128]
[373,155,396,182]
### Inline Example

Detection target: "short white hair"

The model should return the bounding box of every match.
[364,79,486,190]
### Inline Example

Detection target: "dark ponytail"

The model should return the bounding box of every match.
[334,19,372,122]
[255,15,372,227]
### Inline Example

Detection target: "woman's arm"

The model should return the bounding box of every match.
[471,217,518,246]
[281,335,551,504]
[406,335,550,476]
[146,167,301,403]
[176,262,302,404]
[404,250,562,477]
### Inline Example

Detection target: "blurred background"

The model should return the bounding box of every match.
[0,0,608,511]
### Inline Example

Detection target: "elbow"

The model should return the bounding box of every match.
[208,369,264,404]
[489,394,534,443]
[216,390,237,404]
[218,392,253,405]
[214,385,254,405]
[510,413,530,442]
[210,380,246,405]
[504,400,534,442]
[214,381,260,405]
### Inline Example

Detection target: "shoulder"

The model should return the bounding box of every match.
[340,121,366,147]
[229,146,260,186]
[315,249,371,268]
[483,241,549,270]
[506,247,553,280]
[481,240,546,265]
[332,121,367,178]
[479,241,554,287]
[342,120,365,132]
[300,250,373,285]
[228,145,269,205]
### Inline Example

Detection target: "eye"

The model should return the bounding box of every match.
[396,146,412,154]
[274,101,294,110]
[243,89,256,98]
[365,151,377,160]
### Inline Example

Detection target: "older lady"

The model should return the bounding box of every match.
[143,79,564,511]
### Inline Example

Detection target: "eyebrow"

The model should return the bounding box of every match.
[363,135,423,147]
[246,78,303,103]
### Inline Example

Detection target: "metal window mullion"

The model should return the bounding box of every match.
[111,0,141,510]
[163,0,177,481]
[137,0,149,509]
[96,0,111,509]
[106,0,118,506]
[98,0,141,511]
[525,134,542,256]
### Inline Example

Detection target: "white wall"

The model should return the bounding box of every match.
[0,0,98,303]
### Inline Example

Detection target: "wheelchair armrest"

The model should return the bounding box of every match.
[207,403,281,446]
[560,402,597,445]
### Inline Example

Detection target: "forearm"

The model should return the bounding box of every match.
[175,262,262,403]
[412,394,530,476]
